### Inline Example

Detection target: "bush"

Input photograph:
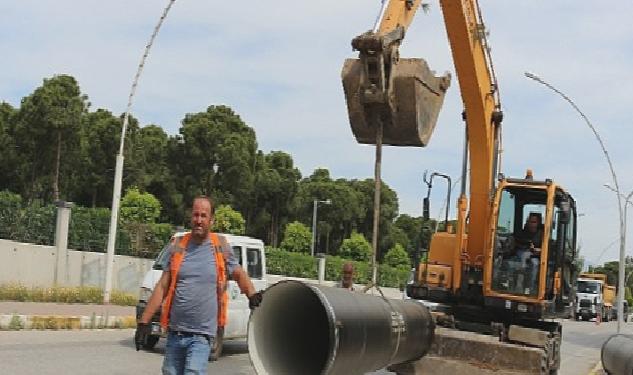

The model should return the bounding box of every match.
[212,205,245,235]
[10,202,56,245]
[266,247,318,278]
[69,206,111,252]
[338,232,372,262]
[378,264,411,290]
[120,187,161,224]
[0,190,22,239]
[383,243,410,269]
[279,221,312,253]
[124,222,173,258]
[265,247,407,288]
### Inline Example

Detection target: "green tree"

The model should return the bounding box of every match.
[349,178,399,258]
[339,232,372,262]
[172,105,258,215]
[0,103,18,193]
[77,109,121,207]
[249,151,301,246]
[133,124,182,223]
[383,243,410,269]
[212,205,245,235]
[290,169,366,255]
[280,221,312,253]
[120,188,161,224]
[14,75,88,201]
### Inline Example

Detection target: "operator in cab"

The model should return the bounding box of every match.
[513,212,543,292]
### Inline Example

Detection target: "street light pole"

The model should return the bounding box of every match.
[605,184,633,324]
[311,199,331,256]
[103,0,176,304]
[525,71,624,331]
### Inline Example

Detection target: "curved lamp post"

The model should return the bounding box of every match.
[103,0,177,303]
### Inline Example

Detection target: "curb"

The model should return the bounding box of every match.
[0,314,136,330]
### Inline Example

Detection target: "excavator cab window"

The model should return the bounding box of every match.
[492,187,548,297]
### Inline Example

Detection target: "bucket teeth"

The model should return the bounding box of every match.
[342,58,451,147]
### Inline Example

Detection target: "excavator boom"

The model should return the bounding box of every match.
[341,1,578,374]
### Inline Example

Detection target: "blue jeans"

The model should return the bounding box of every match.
[162,331,213,375]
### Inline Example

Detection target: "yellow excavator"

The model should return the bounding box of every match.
[342,1,578,373]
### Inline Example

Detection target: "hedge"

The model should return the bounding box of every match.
[0,190,174,259]
[265,247,411,289]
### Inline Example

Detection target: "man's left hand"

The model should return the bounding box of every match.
[135,322,151,351]
[248,291,263,310]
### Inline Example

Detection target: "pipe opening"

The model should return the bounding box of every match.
[249,281,332,375]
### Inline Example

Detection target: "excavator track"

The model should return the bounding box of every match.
[390,325,561,374]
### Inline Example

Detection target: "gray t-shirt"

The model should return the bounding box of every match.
[164,236,238,337]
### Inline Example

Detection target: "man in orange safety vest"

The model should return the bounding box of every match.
[136,196,263,375]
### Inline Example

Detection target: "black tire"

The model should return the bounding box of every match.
[142,335,160,350]
[209,327,224,361]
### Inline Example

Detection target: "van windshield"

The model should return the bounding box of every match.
[153,241,173,270]
[577,280,600,294]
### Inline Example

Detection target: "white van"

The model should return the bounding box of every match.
[135,232,267,360]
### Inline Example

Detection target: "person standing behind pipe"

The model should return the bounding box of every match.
[338,262,355,291]
[136,196,263,375]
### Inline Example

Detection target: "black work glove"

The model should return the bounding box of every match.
[248,291,263,310]
[135,322,151,351]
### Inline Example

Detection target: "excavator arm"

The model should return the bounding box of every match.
[342,1,570,374]
[439,0,502,267]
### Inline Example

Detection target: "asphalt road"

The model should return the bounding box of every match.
[0,320,630,375]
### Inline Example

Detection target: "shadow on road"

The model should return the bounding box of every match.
[222,340,249,357]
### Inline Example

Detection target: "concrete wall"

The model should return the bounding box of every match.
[0,239,404,300]
[0,239,153,295]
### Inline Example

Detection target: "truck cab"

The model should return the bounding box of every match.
[575,276,613,322]
[135,232,267,359]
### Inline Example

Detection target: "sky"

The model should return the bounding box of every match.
[1,1,632,265]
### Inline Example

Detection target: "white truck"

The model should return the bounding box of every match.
[135,232,267,360]
[575,273,615,322]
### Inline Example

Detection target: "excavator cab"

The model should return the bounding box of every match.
[486,179,577,319]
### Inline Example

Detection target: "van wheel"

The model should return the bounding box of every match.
[209,327,224,361]
[143,335,159,350]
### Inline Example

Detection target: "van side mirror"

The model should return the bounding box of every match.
[423,197,430,221]
[559,201,571,224]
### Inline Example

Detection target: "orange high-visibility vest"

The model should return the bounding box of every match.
[160,232,229,330]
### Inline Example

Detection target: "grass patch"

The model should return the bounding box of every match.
[8,314,24,330]
[0,284,136,306]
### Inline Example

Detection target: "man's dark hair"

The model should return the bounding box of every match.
[528,212,542,225]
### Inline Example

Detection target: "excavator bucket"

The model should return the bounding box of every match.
[341,57,451,147]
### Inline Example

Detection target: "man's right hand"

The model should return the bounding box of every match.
[135,322,151,351]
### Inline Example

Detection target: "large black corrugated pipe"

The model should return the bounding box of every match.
[601,334,633,375]
[248,280,435,375]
